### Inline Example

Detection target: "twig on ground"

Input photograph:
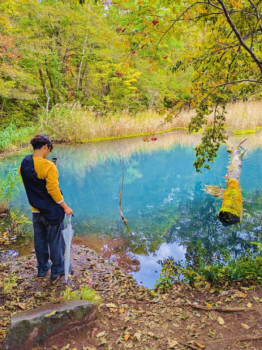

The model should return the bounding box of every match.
[206,334,262,344]
[177,303,247,312]
[178,340,199,350]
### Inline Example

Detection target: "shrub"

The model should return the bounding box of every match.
[61,286,102,303]
[155,244,262,290]
[1,273,18,294]
[0,125,36,151]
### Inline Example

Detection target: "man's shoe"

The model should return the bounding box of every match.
[50,271,64,281]
[37,262,51,277]
[50,265,72,281]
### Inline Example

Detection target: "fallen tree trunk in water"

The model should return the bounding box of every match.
[206,138,247,224]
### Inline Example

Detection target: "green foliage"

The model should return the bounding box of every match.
[8,210,31,238]
[155,244,262,290]
[0,167,21,203]
[0,0,194,131]
[155,259,183,291]
[0,125,36,151]
[2,273,18,294]
[61,286,102,303]
[111,0,262,170]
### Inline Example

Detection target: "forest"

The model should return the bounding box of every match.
[1,0,261,168]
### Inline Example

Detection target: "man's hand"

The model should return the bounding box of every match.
[60,201,73,216]
[64,206,73,216]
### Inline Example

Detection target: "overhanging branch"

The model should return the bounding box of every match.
[155,1,223,52]
[217,0,262,74]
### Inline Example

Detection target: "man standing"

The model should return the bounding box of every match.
[19,134,73,280]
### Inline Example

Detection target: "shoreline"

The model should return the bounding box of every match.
[1,244,262,349]
[1,125,262,158]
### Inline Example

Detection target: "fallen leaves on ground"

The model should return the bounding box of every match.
[217,316,225,325]
[1,244,262,350]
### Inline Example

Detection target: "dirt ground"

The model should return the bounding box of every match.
[1,244,262,350]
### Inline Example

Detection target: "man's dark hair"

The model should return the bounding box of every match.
[30,134,53,151]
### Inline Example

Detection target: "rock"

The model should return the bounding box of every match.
[3,299,97,350]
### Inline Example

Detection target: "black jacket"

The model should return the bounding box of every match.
[20,155,64,225]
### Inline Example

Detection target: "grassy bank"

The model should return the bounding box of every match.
[39,103,188,142]
[40,101,262,143]
[1,100,262,152]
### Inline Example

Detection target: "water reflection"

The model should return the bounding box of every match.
[1,131,262,288]
[132,242,186,289]
[0,241,33,261]
[72,235,140,272]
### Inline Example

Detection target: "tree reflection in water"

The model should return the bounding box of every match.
[72,234,140,273]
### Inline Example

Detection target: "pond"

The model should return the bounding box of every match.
[1,131,262,288]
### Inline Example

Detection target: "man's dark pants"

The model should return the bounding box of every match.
[33,213,65,276]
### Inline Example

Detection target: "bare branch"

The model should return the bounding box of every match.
[238,138,248,148]
[248,88,262,100]
[207,79,262,89]
[45,85,50,116]
[119,156,127,222]
[178,302,247,312]
[250,0,262,33]
[200,79,261,104]
[36,98,45,112]
[225,46,241,79]
[155,1,223,52]
[248,0,261,20]
[217,0,262,73]
[207,0,223,10]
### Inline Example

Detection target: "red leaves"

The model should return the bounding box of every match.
[142,136,158,142]
[115,71,123,77]
[91,327,97,338]
[0,34,20,63]
[116,27,126,33]
[152,19,159,26]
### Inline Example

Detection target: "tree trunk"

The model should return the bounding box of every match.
[77,35,87,91]
[218,139,247,224]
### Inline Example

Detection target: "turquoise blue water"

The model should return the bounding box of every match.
[1,132,262,288]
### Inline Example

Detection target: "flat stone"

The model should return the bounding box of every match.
[3,299,97,350]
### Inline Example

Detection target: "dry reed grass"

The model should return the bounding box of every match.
[41,105,182,142]
[225,101,262,130]
[179,100,262,131]
[40,101,262,143]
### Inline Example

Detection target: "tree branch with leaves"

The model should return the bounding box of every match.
[111,0,262,170]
